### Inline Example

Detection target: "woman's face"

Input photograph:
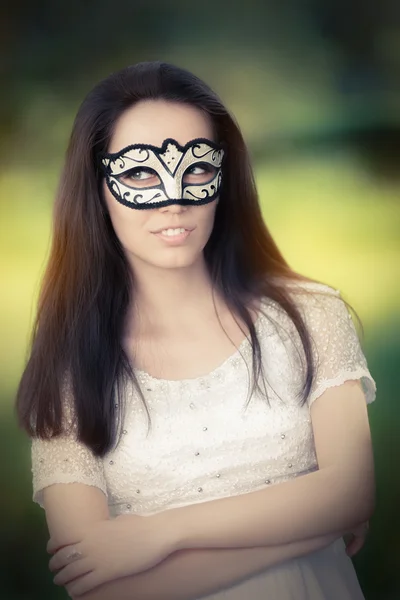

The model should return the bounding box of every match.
[103,100,218,272]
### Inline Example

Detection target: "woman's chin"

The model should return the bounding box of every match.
[129,249,202,271]
[155,254,200,270]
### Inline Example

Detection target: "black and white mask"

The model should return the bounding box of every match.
[100,138,224,210]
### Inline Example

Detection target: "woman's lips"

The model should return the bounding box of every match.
[152,228,193,244]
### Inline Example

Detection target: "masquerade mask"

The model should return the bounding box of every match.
[100,137,224,209]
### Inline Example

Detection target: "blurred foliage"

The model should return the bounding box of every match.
[1,1,399,598]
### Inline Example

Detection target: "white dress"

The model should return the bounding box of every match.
[31,281,377,599]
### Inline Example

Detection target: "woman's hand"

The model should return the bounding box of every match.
[47,513,174,597]
[344,521,369,557]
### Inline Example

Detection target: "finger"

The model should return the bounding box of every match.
[346,534,366,557]
[47,537,80,555]
[49,546,83,573]
[49,549,67,572]
[67,570,103,597]
[53,560,93,586]
[47,538,63,554]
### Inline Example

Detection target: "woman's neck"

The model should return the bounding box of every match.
[126,258,223,337]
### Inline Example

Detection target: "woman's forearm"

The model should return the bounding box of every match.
[79,532,340,600]
[164,465,373,553]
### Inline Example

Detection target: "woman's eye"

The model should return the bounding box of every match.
[184,163,215,182]
[119,168,160,187]
[187,165,207,175]
[127,168,154,180]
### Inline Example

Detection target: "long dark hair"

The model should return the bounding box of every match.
[15,61,356,455]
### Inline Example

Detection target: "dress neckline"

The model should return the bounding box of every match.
[131,280,338,390]
[133,299,268,387]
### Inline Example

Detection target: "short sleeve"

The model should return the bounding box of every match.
[293,284,377,408]
[31,379,108,509]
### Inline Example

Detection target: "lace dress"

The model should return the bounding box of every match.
[31,281,377,599]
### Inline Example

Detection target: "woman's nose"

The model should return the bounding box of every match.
[158,202,187,214]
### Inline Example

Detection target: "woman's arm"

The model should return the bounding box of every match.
[43,483,109,550]
[43,483,342,600]
[78,532,340,600]
[163,381,375,552]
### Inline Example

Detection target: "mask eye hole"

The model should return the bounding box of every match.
[118,167,161,188]
[183,162,217,184]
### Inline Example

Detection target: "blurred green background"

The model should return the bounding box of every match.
[1,1,399,598]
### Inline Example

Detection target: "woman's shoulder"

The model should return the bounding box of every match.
[275,276,340,296]
[261,277,342,311]
[257,278,347,336]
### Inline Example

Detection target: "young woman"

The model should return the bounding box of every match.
[16,61,376,600]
